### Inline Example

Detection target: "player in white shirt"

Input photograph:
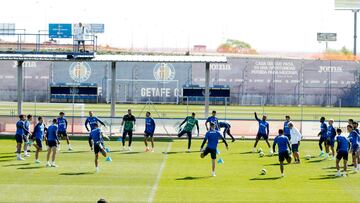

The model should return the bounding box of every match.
[288,122,302,164]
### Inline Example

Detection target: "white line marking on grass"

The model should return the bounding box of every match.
[148,142,172,203]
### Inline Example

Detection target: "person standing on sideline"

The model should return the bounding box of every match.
[76,22,86,52]
[121,109,136,151]
[288,122,302,163]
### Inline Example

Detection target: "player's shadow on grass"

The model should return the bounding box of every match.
[2,163,30,167]
[122,152,142,155]
[0,155,16,159]
[176,176,210,181]
[309,174,339,180]
[250,177,282,181]
[61,150,88,154]
[239,151,253,155]
[163,151,189,155]
[322,166,337,170]
[307,158,326,163]
[0,159,13,163]
[17,166,43,170]
[59,172,94,176]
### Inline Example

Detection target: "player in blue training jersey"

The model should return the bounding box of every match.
[90,123,110,172]
[57,112,72,151]
[325,119,336,160]
[205,111,219,131]
[335,128,350,177]
[347,125,360,172]
[218,121,235,142]
[283,115,291,140]
[32,116,47,164]
[200,123,228,177]
[317,117,328,157]
[85,111,106,151]
[272,129,292,177]
[253,112,272,154]
[23,114,33,157]
[46,119,60,167]
[15,114,31,160]
[353,122,359,134]
[144,112,156,152]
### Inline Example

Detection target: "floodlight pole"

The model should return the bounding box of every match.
[354,10,358,56]
[17,60,24,115]
[110,61,117,117]
[204,62,210,118]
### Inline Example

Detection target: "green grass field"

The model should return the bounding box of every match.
[0,101,360,121]
[1,138,360,202]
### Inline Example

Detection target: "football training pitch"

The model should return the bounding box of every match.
[1,138,359,203]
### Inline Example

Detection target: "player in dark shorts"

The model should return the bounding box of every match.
[15,114,30,160]
[347,125,360,172]
[273,129,292,177]
[121,109,136,151]
[144,112,156,152]
[90,123,110,172]
[85,111,106,151]
[32,116,47,164]
[57,112,72,151]
[253,112,271,154]
[46,119,60,167]
[219,121,235,142]
[178,112,200,152]
[200,123,228,177]
[23,114,33,157]
[317,117,328,157]
[325,119,336,160]
[335,128,350,177]
[283,115,291,140]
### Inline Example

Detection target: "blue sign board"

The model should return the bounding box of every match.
[49,23,72,38]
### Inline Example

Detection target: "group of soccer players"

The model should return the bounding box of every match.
[13,108,360,177]
[253,112,360,177]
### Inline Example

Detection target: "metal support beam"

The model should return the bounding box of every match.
[354,10,358,56]
[110,61,117,117]
[204,62,210,118]
[17,60,24,115]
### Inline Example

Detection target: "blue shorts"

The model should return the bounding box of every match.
[319,136,327,143]
[15,134,23,143]
[337,151,348,161]
[352,145,359,155]
[256,133,268,140]
[279,150,290,162]
[36,139,43,149]
[284,134,291,140]
[291,144,299,152]
[202,147,217,159]
[94,142,104,154]
[329,139,335,147]
[144,132,154,138]
[48,140,57,148]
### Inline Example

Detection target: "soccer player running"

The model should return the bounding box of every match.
[46,119,60,167]
[317,117,327,157]
[272,129,292,177]
[15,114,31,160]
[90,123,110,172]
[200,122,229,177]
[288,122,302,163]
[33,116,47,164]
[85,111,106,151]
[120,109,136,151]
[326,119,336,160]
[205,110,219,131]
[178,112,199,152]
[23,114,33,157]
[144,112,155,152]
[347,125,360,172]
[253,112,272,155]
[218,121,235,142]
[335,128,350,177]
[57,112,72,151]
[283,115,291,140]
